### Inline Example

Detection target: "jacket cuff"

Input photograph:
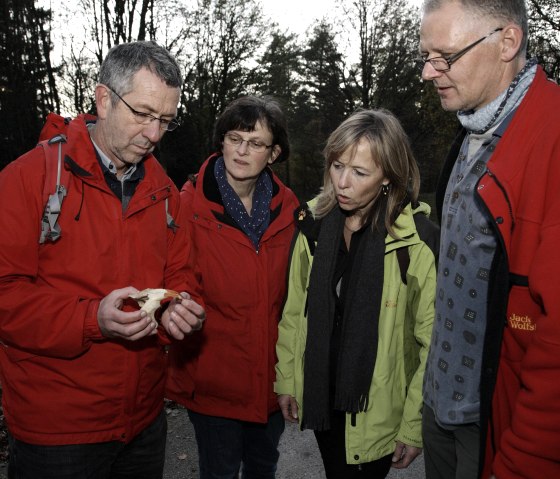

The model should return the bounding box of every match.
[395,430,422,449]
[83,300,104,342]
[273,380,294,396]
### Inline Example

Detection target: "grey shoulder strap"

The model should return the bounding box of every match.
[39,134,68,244]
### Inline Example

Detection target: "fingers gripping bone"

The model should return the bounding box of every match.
[128,288,181,321]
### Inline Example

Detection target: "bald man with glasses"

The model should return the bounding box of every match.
[418,1,560,478]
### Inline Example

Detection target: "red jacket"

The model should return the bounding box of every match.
[166,155,298,423]
[0,114,193,445]
[438,67,560,478]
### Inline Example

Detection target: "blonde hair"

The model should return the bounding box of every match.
[312,108,420,238]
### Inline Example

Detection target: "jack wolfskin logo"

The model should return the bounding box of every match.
[385,300,397,308]
[508,313,536,331]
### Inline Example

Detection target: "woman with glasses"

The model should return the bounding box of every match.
[166,95,299,478]
[275,109,438,478]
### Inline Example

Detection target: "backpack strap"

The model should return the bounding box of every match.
[165,198,178,233]
[39,134,70,244]
[396,209,440,285]
[396,247,410,285]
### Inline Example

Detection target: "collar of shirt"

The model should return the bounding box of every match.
[87,123,137,181]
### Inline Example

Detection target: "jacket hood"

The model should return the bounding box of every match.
[411,200,432,218]
[386,203,426,254]
[296,198,432,255]
[184,154,296,237]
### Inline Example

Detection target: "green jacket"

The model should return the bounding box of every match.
[275,202,437,464]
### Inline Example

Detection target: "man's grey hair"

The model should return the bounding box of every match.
[422,0,528,56]
[98,41,182,100]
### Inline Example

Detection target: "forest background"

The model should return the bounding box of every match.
[2,0,559,202]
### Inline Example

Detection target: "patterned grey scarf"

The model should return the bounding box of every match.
[458,58,537,134]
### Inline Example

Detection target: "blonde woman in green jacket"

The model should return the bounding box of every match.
[275,109,438,478]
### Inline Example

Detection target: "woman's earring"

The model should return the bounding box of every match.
[381,183,390,196]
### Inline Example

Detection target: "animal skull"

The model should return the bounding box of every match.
[129,288,181,321]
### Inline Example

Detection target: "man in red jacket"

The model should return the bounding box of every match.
[0,41,205,478]
[418,1,560,479]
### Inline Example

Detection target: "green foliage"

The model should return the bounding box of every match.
[252,32,301,101]
[3,0,559,200]
[0,0,59,168]
[527,0,560,81]
[284,20,352,200]
[341,0,452,196]
[413,85,458,193]
[251,31,303,191]
[160,0,269,187]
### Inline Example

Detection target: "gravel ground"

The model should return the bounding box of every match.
[164,403,426,479]
[0,402,426,479]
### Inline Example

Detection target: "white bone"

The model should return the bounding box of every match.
[129,288,180,321]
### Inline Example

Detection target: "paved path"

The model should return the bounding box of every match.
[164,404,426,479]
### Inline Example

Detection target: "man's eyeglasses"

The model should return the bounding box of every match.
[106,86,180,132]
[417,27,503,72]
[223,133,273,153]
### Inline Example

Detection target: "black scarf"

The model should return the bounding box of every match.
[302,206,385,431]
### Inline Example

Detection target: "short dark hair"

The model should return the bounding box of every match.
[99,41,182,100]
[213,96,290,163]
